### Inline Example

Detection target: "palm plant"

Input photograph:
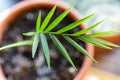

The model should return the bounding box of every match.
[0,5,119,70]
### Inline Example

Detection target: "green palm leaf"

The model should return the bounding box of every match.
[45,5,74,32]
[40,33,50,68]
[86,31,117,37]
[0,40,32,51]
[36,11,41,32]
[78,36,112,49]
[63,36,97,62]
[40,6,56,32]
[23,32,35,36]
[71,20,104,36]
[32,33,40,58]
[49,34,77,70]
[90,38,119,47]
[56,14,94,34]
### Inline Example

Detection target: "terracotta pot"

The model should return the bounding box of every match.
[0,0,94,80]
[0,66,7,80]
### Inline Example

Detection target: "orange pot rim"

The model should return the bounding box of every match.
[0,0,94,80]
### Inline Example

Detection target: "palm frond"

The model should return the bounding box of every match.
[78,36,112,49]
[32,33,40,58]
[23,32,35,36]
[0,40,32,51]
[63,36,97,62]
[40,6,56,32]
[56,14,94,34]
[89,38,119,47]
[50,34,77,70]
[86,31,118,37]
[45,5,74,32]
[36,11,41,32]
[71,20,104,36]
[40,33,50,68]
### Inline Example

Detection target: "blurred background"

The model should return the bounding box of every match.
[0,0,120,80]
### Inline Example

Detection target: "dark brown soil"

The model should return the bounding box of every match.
[0,8,84,80]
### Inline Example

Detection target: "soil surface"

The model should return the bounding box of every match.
[0,8,84,80]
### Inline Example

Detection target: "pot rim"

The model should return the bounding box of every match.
[0,66,6,80]
[0,0,94,80]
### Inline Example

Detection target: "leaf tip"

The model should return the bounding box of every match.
[99,19,105,23]
[90,56,97,63]
[89,13,95,17]
[32,54,35,58]
[48,65,51,69]
[75,68,77,71]
[115,45,120,47]
[94,59,98,63]
[22,33,26,36]
[107,47,113,50]
[72,2,76,7]
[39,11,41,15]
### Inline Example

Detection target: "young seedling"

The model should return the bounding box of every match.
[0,5,119,70]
